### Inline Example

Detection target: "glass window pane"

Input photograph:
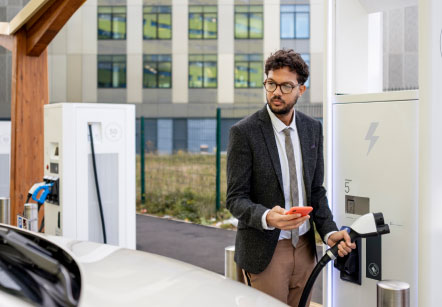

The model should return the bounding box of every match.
[296,5,309,12]
[204,13,217,39]
[204,6,217,13]
[158,14,171,39]
[249,13,263,38]
[296,13,309,38]
[114,55,125,63]
[189,62,203,88]
[204,62,217,88]
[98,7,112,14]
[235,62,248,88]
[158,62,172,88]
[98,13,112,39]
[249,54,262,62]
[203,54,217,61]
[143,14,157,39]
[98,61,112,88]
[113,61,126,88]
[143,62,158,88]
[143,6,154,13]
[235,13,248,38]
[189,6,203,13]
[99,55,112,62]
[281,13,294,39]
[235,54,248,61]
[159,6,171,13]
[189,13,203,39]
[112,14,126,39]
[250,5,263,13]
[281,5,295,13]
[144,55,154,61]
[235,6,248,13]
[158,54,171,62]
[113,7,126,14]
[189,55,203,61]
[249,62,263,87]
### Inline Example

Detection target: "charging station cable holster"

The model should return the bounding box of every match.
[334,228,362,285]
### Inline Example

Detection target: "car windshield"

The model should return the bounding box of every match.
[0,226,81,307]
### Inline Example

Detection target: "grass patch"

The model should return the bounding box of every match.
[136,153,231,225]
[136,152,326,240]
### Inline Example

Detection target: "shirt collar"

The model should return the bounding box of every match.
[266,104,296,133]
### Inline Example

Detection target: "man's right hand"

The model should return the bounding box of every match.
[266,205,310,230]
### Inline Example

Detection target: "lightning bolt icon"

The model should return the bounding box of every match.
[365,122,379,155]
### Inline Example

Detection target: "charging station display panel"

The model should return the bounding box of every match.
[332,99,418,307]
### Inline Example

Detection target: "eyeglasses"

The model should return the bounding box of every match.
[263,80,300,94]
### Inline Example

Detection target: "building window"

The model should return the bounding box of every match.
[98,6,127,40]
[235,54,263,88]
[143,6,172,40]
[97,55,126,88]
[189,6,217,39]
[234,5,263,39]
[301,53,310,88]
[189,55,217,88]
[143,55,172,88]
[280,5,310,39]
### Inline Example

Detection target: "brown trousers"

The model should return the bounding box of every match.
[245,235,316,307]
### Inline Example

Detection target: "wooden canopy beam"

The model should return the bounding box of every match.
[0,34,13,51]
[0,22,12,51]
[26,0,85,56]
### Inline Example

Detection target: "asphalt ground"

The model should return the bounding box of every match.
[136,214,324,304]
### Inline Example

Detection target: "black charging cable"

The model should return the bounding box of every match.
[298,251,334,307]
[298,232,358,307]
[88,124,107,244]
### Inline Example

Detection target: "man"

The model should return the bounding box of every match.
[226,49,355,306]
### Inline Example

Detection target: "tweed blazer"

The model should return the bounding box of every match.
[226,106,338,274]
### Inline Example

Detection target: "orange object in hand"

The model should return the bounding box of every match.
[285,206,313,216]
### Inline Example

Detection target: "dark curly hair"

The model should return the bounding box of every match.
[265,49,309,85]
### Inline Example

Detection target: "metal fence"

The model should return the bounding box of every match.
[136,103,323,221]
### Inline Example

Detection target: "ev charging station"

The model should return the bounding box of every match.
[324,0,442,306]
[43,103,136,249]
[0,121,11,198]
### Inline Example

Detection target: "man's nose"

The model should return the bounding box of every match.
[273,84,283,95]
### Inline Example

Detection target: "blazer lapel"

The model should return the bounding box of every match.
[258,106,284,193]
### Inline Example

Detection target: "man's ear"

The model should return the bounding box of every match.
[299,84,307,95]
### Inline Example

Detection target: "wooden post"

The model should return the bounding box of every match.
[9,29,47,223]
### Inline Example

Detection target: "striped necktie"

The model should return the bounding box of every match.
[283,128,299,247]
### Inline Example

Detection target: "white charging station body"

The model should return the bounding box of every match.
[331,92,418,307]
[44,103,135,249]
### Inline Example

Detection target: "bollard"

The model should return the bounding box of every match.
[24,203,38,231]
[225,245,245,283]
[225,246,237,280]
[377,280,410,307]
[0,197,9,224]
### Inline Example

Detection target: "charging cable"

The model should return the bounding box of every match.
[88,124,107,244]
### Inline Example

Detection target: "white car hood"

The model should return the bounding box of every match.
[47,236,288,307]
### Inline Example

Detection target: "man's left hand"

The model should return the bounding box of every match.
[327,230,356,257]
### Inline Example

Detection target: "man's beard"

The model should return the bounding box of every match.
[266,94,299,115]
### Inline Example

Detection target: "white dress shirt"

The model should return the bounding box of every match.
[261,105,310,240]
